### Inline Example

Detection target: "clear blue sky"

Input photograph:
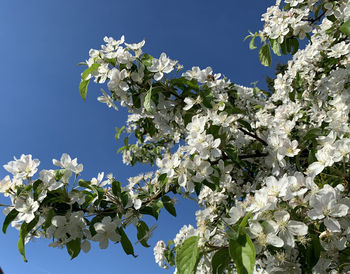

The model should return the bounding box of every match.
[0,1,277,273]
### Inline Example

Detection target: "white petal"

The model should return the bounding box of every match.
[330,203,349,217]
[279,230,295,247]
[154,72,163,81]
[324,217,341,232]
[287,221,308,236]
[274,210,290,223]
[81,240,91,253]
[267,234,284,247]
[99,238,109,249]
[307,208,324,220]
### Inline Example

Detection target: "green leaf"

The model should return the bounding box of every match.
[152,200,163,220]
[136,221,151,248]
[18,216,40,262]
[81,63,101,80]
[115,126,125,140]
[54,169,65,181]
[144,86,153,113]
[176,236,200,274]
[78,180,91,189]
[229,233,255,274]
[238,212,252,232]
[141,53,153,67]
[303,128,323,141]
[340,19,350,36]
[121,192,129,207]
[158,173,168,186]
[78,180,104,203]
[33,179,43,201]
[42,208,55,230]
[2,208,19,234]
[259,43,271,67]
[237,119,253,132]
[280,39,288,55]
[79,63,101,101]
[132,93,141,108]
[117,227,136,257]
[249,36,257,50]
[225,106,247,115]
[305,234,321,270]
[287,38,299,55]
[161,196,176,217]
[139,206,158,219]
[199,88,213,109]
[212,248,231,274]
[202,179,216,191]
[225,148,239,163]
[112,180,122,197]
[66,238,81,260]
[269,39,281,56]
[79,79,90,101]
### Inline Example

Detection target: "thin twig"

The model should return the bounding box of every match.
[238,127,268,146]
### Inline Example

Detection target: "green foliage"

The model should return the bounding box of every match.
[141,53,153,67]
[112,180,122,197]
[228,233,255,274]
[78,180,104,204]
[211,248,231,274]
[176,236,200,274]
[115,126,125,140]
[259,43,271,67]
[340,18,350,36]
[117,227,136,257]
[161,196,176,217]
[136,220,151,247]
[2,208,19,234]
[66,238,81,260]
[79,63,101,101]
[199,88,213,108]
[18,216,40,262]
[269,39,281,56]
[299,234,322,273]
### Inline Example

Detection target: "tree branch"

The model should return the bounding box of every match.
[238,127,268,146]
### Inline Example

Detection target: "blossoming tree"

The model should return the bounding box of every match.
[1,0,350,273]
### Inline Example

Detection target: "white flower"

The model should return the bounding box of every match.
[223,203,245,225]
[248,187,276,213]
[265,176,288,198]
[148,52,176,81]
[0,175,17,196]
[52,153,83,174]
[14,194,40,223]
[173,225,197,246]
[40,169,63,191]
[153,241,168,269]
[92,216,121,249]
[97,89,118,110]
[277,139,300,161]
[328,41,350,58]
[307,185,349,232]
[249,221,284,253]
[107,68,129,92]
[4,154,40,180]
[272,210,308,247]
[91,172,109,187]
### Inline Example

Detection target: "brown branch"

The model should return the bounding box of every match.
[238,127,268,146]
[239,152,268,159]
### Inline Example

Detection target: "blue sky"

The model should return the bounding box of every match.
[0,1,277,273]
